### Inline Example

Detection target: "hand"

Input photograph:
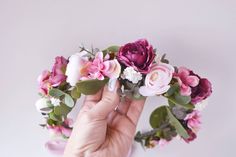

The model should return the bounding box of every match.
[63,80,146,157]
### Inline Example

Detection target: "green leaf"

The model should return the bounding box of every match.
[166,107,189,139]
[174,93,191,105]
[64,94,74,108]
[103,45,120,53]
[54,103,72,116]
[168,96,194,110]
[166,84,179,97]
[49,112,62,122]
[76,78,109,95]
[71,87,81,99]
[49,88,64,98]
[149,106,168,129]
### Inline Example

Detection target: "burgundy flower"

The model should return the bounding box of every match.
[184,129,197,143]
[191,77,212,104]
[117,39,155,74]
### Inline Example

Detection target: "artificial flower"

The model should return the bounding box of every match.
[50,97,61,106]
[85,52,121,80]
[191,78,212,104]
[35,98,52,113]
[139,63,174,96]
[174,67,199,96]
[65,51,89,86]
[194,100,208,111]
[122,67,143,84]
[37,70,51,95]
[117,39,155,74]
[184,111,201,133]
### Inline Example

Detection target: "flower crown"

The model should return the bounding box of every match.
[35,39,212,153]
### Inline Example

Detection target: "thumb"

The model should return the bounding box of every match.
[90,79,120,119]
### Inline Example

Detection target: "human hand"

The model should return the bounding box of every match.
[63,80,146,157]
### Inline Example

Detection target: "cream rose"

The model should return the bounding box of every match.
[139,63,174,96]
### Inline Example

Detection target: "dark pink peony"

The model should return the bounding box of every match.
[117,39,155,74]
[191,77,212,104]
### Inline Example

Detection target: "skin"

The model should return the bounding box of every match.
[63,81,146,157]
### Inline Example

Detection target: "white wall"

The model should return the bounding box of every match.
[0,0,235,157]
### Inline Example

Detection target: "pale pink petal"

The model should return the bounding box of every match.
[61,127,72,137]
[186,76,199,87]
[180,84,191,96]
[45,140,67,155]
[178,67,190,77]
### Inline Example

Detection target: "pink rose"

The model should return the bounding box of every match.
[139,63,174,96]
[85,52,121,80]
[174,67,200,96]
[117,39,155,74]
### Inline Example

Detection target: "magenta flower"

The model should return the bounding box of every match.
[174,67,200,96]
[37,70,51,95]
[184,110,201,133]
[191,78,212,104]
[117,39,155,74]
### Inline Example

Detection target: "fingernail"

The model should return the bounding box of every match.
[108,79,117,92]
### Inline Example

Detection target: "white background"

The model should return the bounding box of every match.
[0,0,235,157]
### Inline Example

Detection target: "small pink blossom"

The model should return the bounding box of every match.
[174,67,199,96]
[184,110,201,133]
[139,63,174,96]
[85,52,121,80]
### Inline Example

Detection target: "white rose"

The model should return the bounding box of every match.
[35,98,52,113]
[65,51,88,86]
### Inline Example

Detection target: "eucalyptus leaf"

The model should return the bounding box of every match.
[49,88,64,98]
[174,93,191,105]
[64,94,74,108]
[149,106,168,129]
[54,104,72,116]
[71,87,81,99]
[103,45,120,53]
[168,95,194,110]
[76,78,109,95]
[49,112,62,122]
[166,107,189,139]
[166,84,179,97]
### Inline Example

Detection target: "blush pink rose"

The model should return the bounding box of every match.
[139,63,174,96]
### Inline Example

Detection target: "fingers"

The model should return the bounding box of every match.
[107,98,132,124]
[126,98,146,126]
[90,80,120,119]
[84,89,103,103]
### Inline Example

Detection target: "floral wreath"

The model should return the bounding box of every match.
[35,39,212,154]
